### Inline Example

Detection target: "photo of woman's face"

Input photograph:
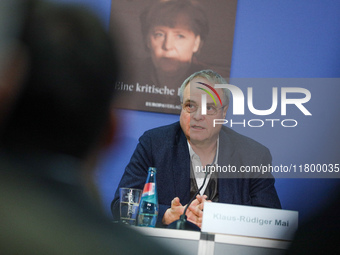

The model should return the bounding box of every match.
[109,0,236,114]
[147,21,201,75]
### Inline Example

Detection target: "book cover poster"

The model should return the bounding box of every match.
[110,0,237,114]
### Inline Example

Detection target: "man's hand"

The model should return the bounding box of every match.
[186,195,210,228]
[162,197,185,225]
[162,195,211,228]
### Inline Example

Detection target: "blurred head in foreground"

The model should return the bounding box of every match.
[1,0,121,162]
[0,0,26,131]
[0,1,181,255]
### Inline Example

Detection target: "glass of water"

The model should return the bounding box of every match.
[119,188,142,226]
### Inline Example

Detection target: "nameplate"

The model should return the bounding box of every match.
[201,202,298,240]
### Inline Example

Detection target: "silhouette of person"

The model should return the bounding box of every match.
[0,1,178,254]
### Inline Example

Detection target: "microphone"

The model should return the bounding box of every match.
[168,167,211,231]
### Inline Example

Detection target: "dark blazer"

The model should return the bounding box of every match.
[111,122,281,226]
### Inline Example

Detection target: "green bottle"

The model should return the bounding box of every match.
[137,167,158,227]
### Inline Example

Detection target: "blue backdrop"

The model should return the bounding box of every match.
[52,0,340,224]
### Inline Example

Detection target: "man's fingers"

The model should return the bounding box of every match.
[190,198,200,207]
[187,214,203,227]
[196,194,208,203]
[171,197,181,207]
[187,218,201,227]
[189,204,203,217]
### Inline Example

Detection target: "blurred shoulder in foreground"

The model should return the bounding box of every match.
[0,0,177,254]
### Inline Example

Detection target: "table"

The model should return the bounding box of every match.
[135,227,291,255]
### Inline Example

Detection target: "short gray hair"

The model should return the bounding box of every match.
[179,69,230,106]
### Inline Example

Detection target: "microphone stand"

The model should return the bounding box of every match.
[168,169,210,231]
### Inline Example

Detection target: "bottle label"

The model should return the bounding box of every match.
[142,183,155,197]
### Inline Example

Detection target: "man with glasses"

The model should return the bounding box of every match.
[112,70,281,228]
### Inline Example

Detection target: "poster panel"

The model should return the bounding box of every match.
[110,0,237,114]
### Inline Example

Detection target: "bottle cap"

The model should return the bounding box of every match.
[148,167,157,173]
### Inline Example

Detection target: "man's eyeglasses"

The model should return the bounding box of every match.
[182,102,225,115]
